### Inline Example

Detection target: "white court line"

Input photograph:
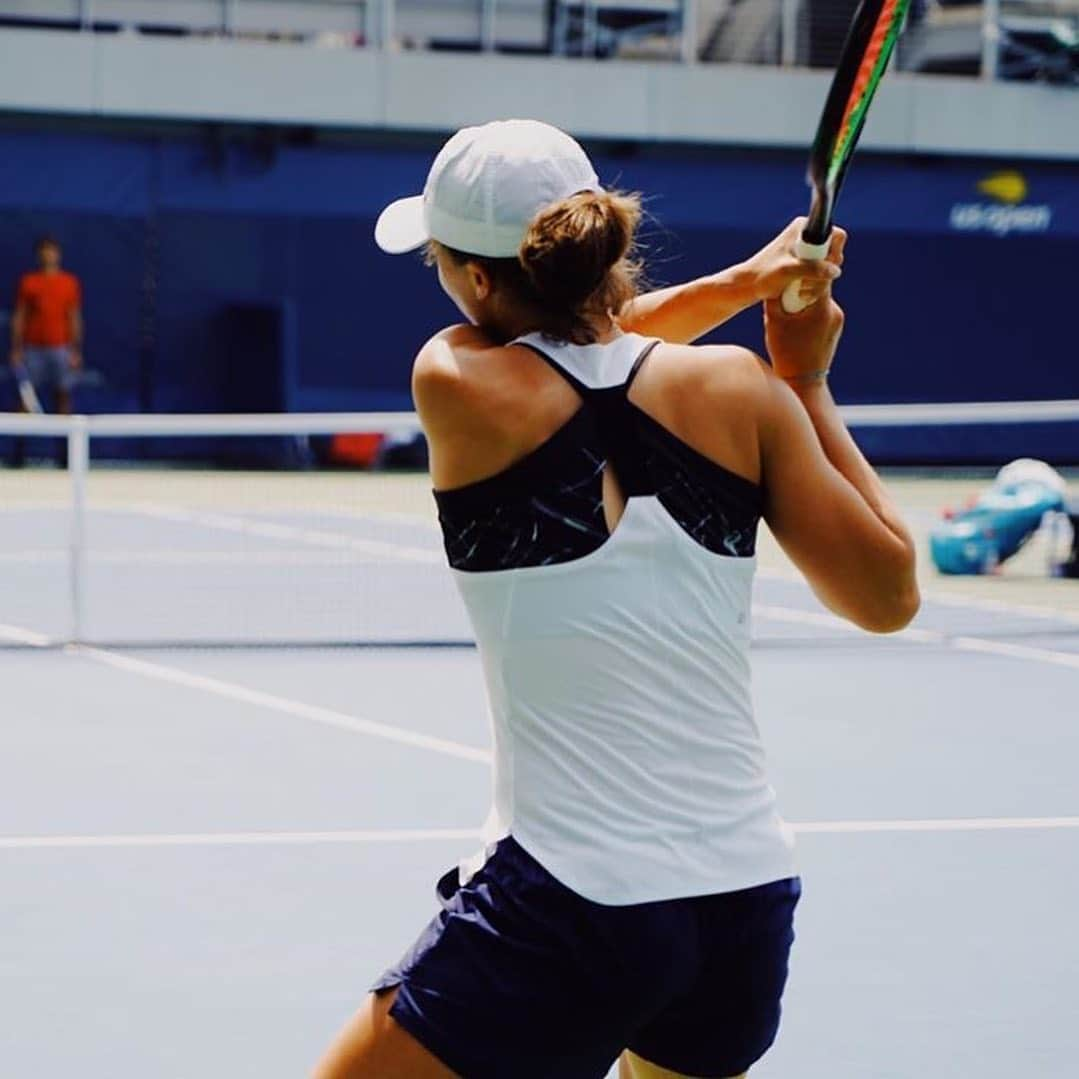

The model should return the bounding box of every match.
[0,549,414,567]
[129,503,442,564]
[72,646,492,765]
[0,828,481,850]
[754,603,1079,666]
[4,817,1078,851]
[757,565,1079,629]
[921,589,1079,629]
[752,603,850,632]
[0,502,69,513]
[276,505,441,531]
[752,604,946,646]
[0,623,54,647]
[0,499,442,532]
[793,816,1079,834]
[952,636,1079,671]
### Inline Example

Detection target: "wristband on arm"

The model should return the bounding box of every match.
[780,369,830,387]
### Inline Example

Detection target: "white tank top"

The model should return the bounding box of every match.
[454,333,796,905]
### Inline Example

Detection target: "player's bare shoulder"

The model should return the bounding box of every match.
[635,342,770,483]
[413,324,492,382]
[413,326,501,428]
[412,324,548,441]
[641,341,770,417]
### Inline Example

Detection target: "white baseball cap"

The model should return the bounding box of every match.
[375,119,602,259]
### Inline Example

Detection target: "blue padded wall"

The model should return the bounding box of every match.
[1,127,1076,462]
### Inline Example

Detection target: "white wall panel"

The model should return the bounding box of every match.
[0,29,98,112]
[95,33,382,124]
[906,75,1079,159]
[381,53,656,138]
[643,63,829,147]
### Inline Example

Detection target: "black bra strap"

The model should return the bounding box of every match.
[624,339,662,394]
[512,337,662,498]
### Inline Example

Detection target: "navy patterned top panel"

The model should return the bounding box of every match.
[434,404,762,573]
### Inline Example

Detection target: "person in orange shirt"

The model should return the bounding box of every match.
[10,235,84,416]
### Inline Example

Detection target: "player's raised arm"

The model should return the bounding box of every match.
[619,218,841,344]
[757,292,920,634]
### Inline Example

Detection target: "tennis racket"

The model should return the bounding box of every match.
[14,365,43,414]
[783,0,912,314]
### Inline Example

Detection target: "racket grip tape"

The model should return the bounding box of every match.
[780,235,833,315]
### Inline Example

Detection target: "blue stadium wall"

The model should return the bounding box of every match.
[1,126,1077,463]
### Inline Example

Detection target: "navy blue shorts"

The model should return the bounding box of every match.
[373,837,800,1079]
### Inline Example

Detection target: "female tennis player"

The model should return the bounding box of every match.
[315,120,919,1079]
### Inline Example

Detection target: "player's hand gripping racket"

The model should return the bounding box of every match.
[783,0,912,314]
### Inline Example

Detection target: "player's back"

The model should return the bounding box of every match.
[432,331,795,906]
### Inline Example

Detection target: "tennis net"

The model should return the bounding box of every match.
[1,403,1076,649]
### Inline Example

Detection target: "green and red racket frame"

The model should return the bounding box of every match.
[783,0,912,313]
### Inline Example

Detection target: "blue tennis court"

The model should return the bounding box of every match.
[3,466,1078,1078]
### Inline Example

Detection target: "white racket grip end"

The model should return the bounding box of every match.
[781,234,834,314]
[795,237,832,261]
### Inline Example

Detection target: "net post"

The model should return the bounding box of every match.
[68,415,89,645]
[582,0,598,57]
[378,0,396,49]
[481,0,497,52]
[982,0,1001,80]
[681,0,698,65]
[780,0,799,67]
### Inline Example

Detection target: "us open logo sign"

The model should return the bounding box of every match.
[950,170,1053,237]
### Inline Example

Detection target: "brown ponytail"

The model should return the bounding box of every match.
[431,189,642,345]
[517,190,642,342]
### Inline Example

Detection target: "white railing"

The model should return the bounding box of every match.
[0,1,798,65]
[1,1,1075,77]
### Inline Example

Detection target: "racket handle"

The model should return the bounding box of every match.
[781,235,833,315]
[15,370,43,415]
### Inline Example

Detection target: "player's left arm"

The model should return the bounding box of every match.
[68,278,83,369]
[619,219,844,344]
[10,303,25,366]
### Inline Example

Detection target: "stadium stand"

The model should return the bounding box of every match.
[0,1,1074,76]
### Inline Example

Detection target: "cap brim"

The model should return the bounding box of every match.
[375,195,428,254]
